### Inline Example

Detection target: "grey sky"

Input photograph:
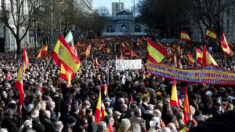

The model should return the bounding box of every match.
[93,0,141,15]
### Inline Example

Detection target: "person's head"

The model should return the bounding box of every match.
[114,111,122,119]
[55,121,63,132]
[120,104,128,112]
[167,122,176,130]
[4,109,14,118]
[176,112,184,121]
[23,120,33,129]
[154,109,162,118]
[47,101,55,109]
[134,108,141,117]
[31,109,40,118]
[119,98,125,104]
[119,119,131,131]
[143,96,150,103]
[86,108,93,116]
[67,116,77,127]
[97,121,107,132]
[87,116,95,124]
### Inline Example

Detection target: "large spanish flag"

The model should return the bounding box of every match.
[147,37,167,64]
[181,31,190,42]
[203,45,218,66]
[196,48,203,64]
[170,80,179,107]
[23,48,29,72]
[37,44,48,59]
[14,66,25,115]
[221,33,233,56]
[183,87,191,124]
[52,34,81,76]
[187,52,195,65]
[206,29,216,39]
[61,63,72,88]
[95,85,102,124]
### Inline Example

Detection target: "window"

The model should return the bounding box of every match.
[121,25,127,32]
[107,26,112,32]
[135,25,141,32]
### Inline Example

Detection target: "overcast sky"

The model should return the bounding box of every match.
[93,0,141,14]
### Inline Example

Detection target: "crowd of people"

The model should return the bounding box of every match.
[0,37,235,132]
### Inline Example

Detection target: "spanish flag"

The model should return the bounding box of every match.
[60,63,72,88]
[85,44,91,60]
[221,33,233,56]
[181,31,190,42]
[104,83,107,96]
[183,87,191,124]
[147,37,167,64]
[196,48,203,64]
[52,34,81,77]
[203,45,218,66]
[95,85,102,124]
[170,80,179,107]
[37,44,48,59]
[107,123,113,132]
[14,66,25,115]
[23,48,29,72]
[187,52,195,65]
[206,29,216,39]
[75,40,86,48]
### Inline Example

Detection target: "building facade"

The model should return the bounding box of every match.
[112,2,124,16]
[74,0,93,13]
[103,10,149,36]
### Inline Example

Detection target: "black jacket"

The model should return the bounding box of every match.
[1,118,19,132]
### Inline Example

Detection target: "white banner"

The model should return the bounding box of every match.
[116,59,142,71]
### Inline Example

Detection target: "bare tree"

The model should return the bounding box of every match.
[192,0,235,40]
[1,0,41,55]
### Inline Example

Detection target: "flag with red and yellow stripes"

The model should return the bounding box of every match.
[170,80,179,107]
[206,29,216,40]
[95,85,102,124]
[37,44,48,59]
[183,87,191,124]
[14,65,25,115]
[187,52,195,65]
[221,33,233,56]
[181,31,190,42]
[104,83,108,96]
[23,48,29,72]
[147,37,167,64]
[196,48,203,64]
[85,44,92,60]
[60,63,72,88]
[52,34,81,77]
[203,45,218,66]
